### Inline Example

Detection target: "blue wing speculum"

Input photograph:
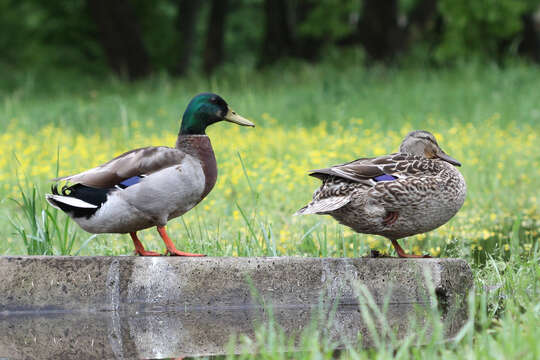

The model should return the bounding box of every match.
[117,175,145,189]
[373,174,397,182]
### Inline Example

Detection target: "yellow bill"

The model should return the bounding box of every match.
[224,107,255,127]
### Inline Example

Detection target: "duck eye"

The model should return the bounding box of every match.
[209,97,218,104]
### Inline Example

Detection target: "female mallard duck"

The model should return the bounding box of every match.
[295,130,466,258]
[46,93,254,256]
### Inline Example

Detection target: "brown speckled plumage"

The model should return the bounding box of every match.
[296,130,466,258]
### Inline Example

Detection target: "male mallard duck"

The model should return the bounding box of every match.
[295,130,466,258]
[46,93,254,256]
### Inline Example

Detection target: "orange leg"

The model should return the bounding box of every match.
[157,226,206,257]
[130,232,162,256]
[390,239,431,258]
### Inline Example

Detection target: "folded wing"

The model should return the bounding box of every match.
[53,146,186,188]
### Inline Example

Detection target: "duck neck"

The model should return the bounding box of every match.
[175,134,217,199]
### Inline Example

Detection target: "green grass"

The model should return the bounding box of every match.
[228,236,539,359]
[0,62,539,358]
[2,61,540,135]
[9,183,96,256]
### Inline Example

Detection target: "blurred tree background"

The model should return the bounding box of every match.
[0,0,539,85]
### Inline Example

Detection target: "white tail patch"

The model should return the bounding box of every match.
[294,196,351,215]
[45,194,98,209]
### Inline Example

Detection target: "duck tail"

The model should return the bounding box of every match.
[45,193,98,211]
[45,184,101,218]
[294,196,351,216]
[293,205,310,216]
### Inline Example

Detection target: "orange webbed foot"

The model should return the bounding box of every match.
[157,226,207,257]
[130,232,163,256]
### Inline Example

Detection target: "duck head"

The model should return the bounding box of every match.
[180,93,254,135]
[399,130,461,166]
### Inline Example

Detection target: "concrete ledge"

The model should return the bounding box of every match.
[0,256,473,358]
[0,256,472,312]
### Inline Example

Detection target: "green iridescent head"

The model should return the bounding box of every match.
[179,93,254,135]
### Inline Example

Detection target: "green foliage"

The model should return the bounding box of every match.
[298,0,360,40]
[131,0,178,71]
[9,184,95,255]
[436,0,533,62]
[1,0,538,79]
[225,1,265,66]
[0,0,105,72]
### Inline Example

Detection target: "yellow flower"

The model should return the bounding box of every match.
[429,247,441,256]
[2,116,538,261]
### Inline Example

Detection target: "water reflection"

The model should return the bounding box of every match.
[0,302,466,359]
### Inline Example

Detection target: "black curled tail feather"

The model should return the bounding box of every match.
[51,184,74,196]
[49,183,113,219]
